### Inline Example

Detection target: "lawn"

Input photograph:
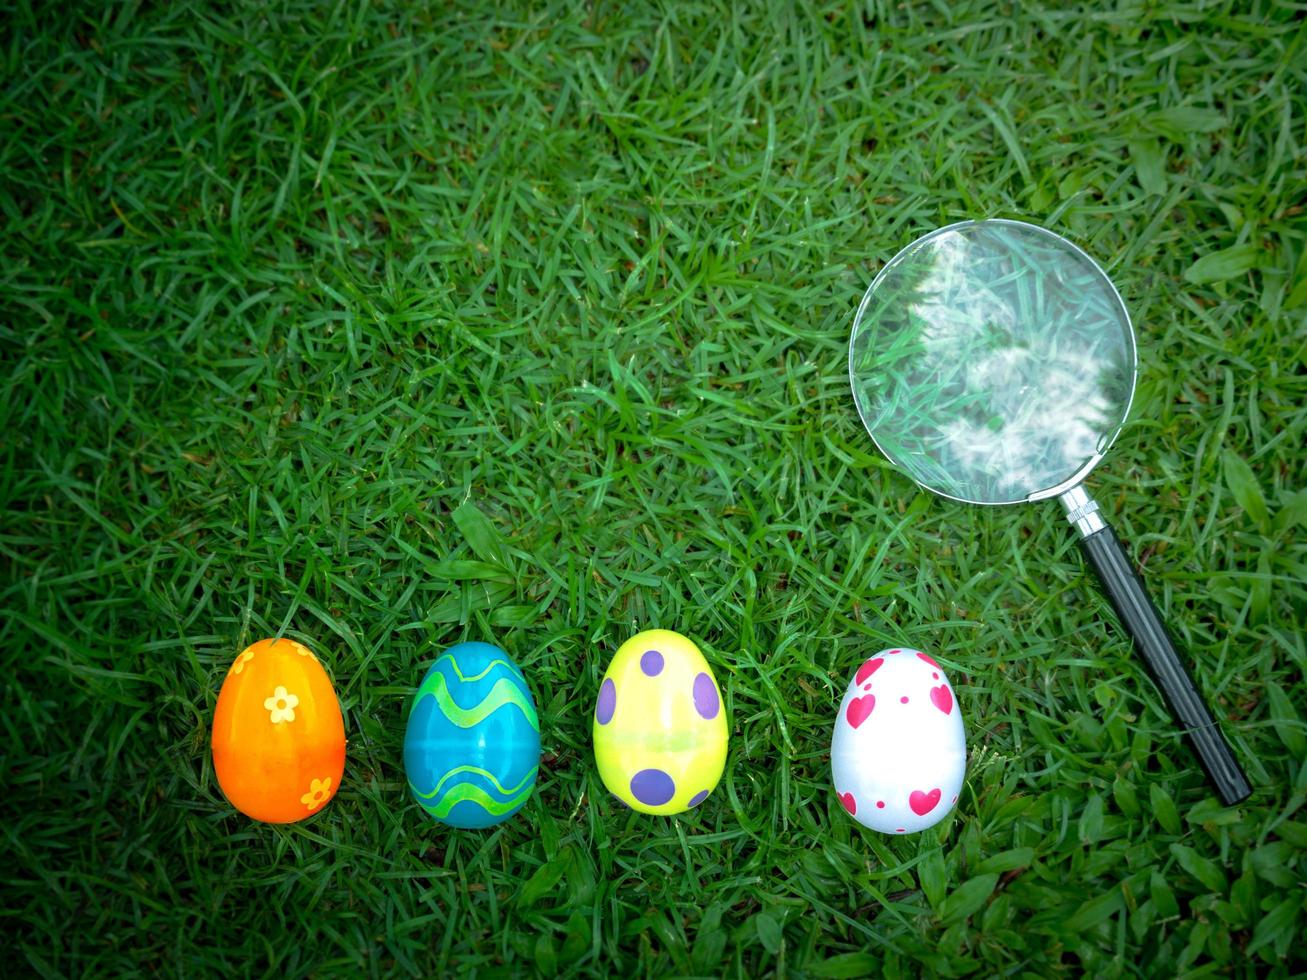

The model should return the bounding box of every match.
[2,1,1304,976]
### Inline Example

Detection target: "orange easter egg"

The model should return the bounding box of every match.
[211,638,346,823]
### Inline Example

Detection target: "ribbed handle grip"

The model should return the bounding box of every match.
[1080,525,1251,806]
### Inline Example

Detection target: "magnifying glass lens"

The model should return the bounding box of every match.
[849,221,1135,504]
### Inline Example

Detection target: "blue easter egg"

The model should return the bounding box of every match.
[403,641,541,829]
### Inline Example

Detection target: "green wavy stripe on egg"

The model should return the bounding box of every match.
[412,765,538,801]
[415,669,539,730]
[418,772,538,819]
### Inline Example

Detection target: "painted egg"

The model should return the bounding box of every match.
[211,638,346,823]
[593,629,728,815]
[403,641,540,829]
[831,647,965,834]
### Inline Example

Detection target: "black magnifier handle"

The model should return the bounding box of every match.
[1062,487,1252,806]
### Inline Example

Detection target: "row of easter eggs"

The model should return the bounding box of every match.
[211,630,966,834]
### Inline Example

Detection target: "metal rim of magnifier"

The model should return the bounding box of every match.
[847,218,1140,507]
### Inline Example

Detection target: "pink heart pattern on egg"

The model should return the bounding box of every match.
[909,788,941,816]
[930,684,953,715]
[846,694,875,729]
[839,792,857,815]
[855,657,884,685]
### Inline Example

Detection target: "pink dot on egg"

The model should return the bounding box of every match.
[876,801,885,809]
[952,795,958,804]
[896,828,906,833]
[932,672,939,680]
[900,696,909,704]
[862,683,872,692]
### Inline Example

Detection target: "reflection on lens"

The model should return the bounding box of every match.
[849,220,1135,504]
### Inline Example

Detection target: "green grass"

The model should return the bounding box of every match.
[2,0,1305,976]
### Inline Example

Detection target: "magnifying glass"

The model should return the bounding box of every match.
[849,218,1251,806]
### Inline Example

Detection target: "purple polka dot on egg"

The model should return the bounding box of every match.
[630,769,676,806]
[596,678,616,725]
[640,650,664,676]
[693,672,719,719]
[688,790,709,808]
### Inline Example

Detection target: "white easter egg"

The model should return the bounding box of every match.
[830,647,965,834]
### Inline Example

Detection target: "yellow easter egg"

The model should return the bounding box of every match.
[593,629,728,815]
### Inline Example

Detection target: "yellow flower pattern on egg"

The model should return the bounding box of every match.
[301,777,333,811]
[593,630,728,815]
[264,686,299,724]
